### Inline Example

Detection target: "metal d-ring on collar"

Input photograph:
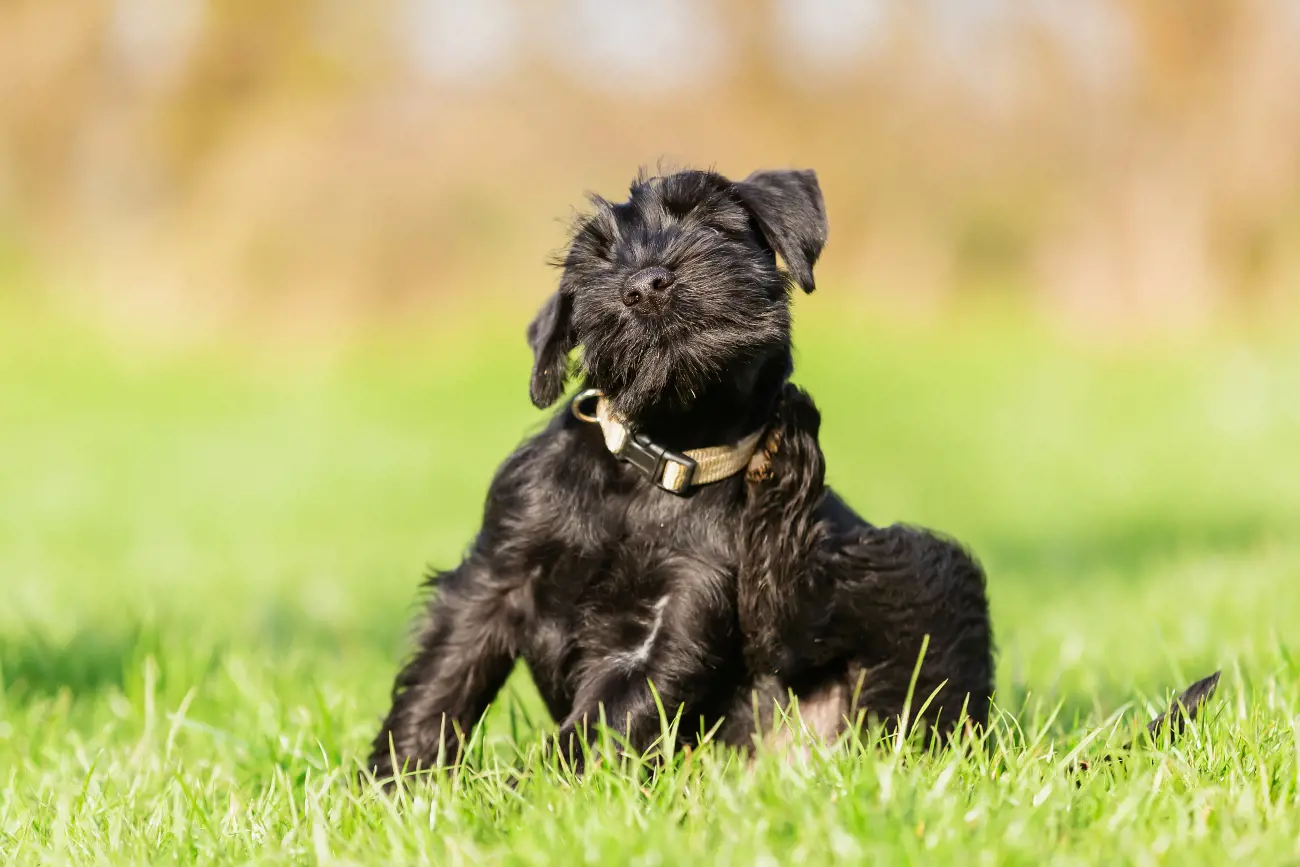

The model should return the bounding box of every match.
[571,388,699,493]
[570,388,603,424]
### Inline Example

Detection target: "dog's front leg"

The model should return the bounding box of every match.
[551,636,712,775]
[739,384,835,677]
[366,554,521,784]
[551,675,674,775]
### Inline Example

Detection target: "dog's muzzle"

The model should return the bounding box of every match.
[571,388,768,494]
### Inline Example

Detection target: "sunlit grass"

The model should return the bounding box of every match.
[1,305,1297,864]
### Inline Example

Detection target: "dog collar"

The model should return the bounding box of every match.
[570,388,766,494]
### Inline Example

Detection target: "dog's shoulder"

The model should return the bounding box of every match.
[498,406,610,477]
[479,404,624,525]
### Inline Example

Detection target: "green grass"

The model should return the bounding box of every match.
[2,304,1299,864]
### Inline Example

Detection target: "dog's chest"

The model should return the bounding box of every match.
[524,491,740,695]
[572,522,727,630]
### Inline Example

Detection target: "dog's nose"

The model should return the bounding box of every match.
[622,267,676,311]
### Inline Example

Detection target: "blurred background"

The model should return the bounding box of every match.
[2,0,1299,765]
[2,0,1298,339]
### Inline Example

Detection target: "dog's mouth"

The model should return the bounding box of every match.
[575,288,790,420]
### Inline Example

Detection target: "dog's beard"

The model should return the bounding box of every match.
[583,342,703,419]
[580,316,786,421]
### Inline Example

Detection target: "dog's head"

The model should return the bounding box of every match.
[527,168,828,418]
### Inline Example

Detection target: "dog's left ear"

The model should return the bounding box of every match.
[526,289,575,408]
[735,169,828,293]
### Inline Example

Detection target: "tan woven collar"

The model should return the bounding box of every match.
[570,388,767,494]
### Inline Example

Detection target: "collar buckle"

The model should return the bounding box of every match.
[616,433,697,493]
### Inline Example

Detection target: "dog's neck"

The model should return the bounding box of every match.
[622,350,790,452]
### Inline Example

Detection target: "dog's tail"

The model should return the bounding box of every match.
[1075,670,1220,774]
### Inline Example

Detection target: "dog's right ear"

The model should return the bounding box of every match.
[526,289,575,408]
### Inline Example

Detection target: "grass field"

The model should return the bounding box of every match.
[2,303,1299,864]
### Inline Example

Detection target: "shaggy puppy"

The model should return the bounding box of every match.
[366,167,996,781]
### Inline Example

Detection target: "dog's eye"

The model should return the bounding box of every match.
[575,220,616,259]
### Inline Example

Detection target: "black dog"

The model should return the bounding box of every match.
[366,167,996,781]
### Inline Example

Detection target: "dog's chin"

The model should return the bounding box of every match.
[583,352,718,421]
[580,318,788,422]
[592,366,691,421]
[588,349,781,423]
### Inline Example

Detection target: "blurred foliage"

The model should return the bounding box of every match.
[0,0,1297,339]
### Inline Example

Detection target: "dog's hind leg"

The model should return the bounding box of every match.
[739,386,995,740]
[365,555,523,785]
[827,524,995,737]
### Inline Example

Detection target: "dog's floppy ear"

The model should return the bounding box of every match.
[734,169,828,293]
[526,289,575,408]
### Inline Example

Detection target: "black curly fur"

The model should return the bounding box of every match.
[736,386,995,742]
[364,167,999,783]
